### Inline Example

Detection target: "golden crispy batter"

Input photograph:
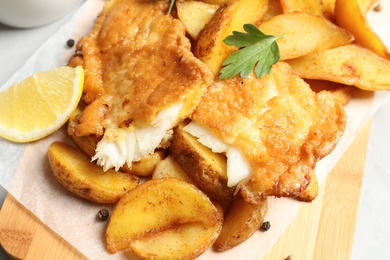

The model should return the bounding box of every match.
[190,62,346,203]
[306,79,355,107]
[68,0,213,137]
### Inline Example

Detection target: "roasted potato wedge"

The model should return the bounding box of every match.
[176,0,219,40]
[170,122,235,203]
[106,178,222,255]
[262,0,283,21]
[280,0,323,15]
[194,0,268,77]
[131,214,223,260]
[322,0,377,20]
[152,155,195,184]
[120,150,165,177]
[259,12,354,60]
[214,195,268,251]
[334,0,390,58]
[70,133,100,157]
[48,141,139,203]
[287,44,390,91]
[200,0,229,4]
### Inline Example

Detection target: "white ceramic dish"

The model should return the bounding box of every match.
[0,0,84,28]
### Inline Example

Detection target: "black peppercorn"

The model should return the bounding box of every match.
[261,221,271,231]
[66,39,75,48]
[97,208,110,221]
[285,255,296,260]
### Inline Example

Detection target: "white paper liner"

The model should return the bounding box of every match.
[0,0,389,259]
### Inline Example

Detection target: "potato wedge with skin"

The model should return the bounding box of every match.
[262,0,283,21]
[214,195,268,251]
[334,0,390,59]
[131,211,223,260]
[322,0,377,21]
[199,0,228,4]
[106,178,221,254]
[48,141,139,203]
[259,12,354,60]
[152,155,195,184]
[153,156,233,211]
[280,0,323,15]
[70,132,100,157]
[120,150,165,177]
[194,0,268,77]
[287,44,390,91]
[322,0,336,20]
[170,123,235,203]
[177,0,220,40]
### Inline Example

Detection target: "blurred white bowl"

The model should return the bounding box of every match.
[0,0,84,28]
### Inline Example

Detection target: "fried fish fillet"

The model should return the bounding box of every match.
[68,0,213,170]
[185,62,346,203]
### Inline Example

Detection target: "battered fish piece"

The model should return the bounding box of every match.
[186,62,346,203]
[68,0,213,170]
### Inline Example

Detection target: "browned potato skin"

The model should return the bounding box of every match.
[280,0,323,15]
[194,0,268,77]
[70,132,99,157]
[322,0,377,21]
[262,0,283,21]
[106,178,222,255]
[259,12,354,60]
[214,195,268,251]
[48,141,139,203]
[152,155,232,210]
[120,150,165,177]
[287,44,390,91]
[170,123,235,203]
[199,0,229,4]
[334,0,390,59]
[152,155,196,184]
[130,205,223,260]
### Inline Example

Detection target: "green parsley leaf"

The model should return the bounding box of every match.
[219,24,283,80]
[168,0,175,15]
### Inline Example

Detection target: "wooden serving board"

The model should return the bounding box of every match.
[0,122,371,260]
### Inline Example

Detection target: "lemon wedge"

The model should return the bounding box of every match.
[0,66,84,143]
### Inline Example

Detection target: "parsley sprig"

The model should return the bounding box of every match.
[168,0,175,15]
[219,24,283,80]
